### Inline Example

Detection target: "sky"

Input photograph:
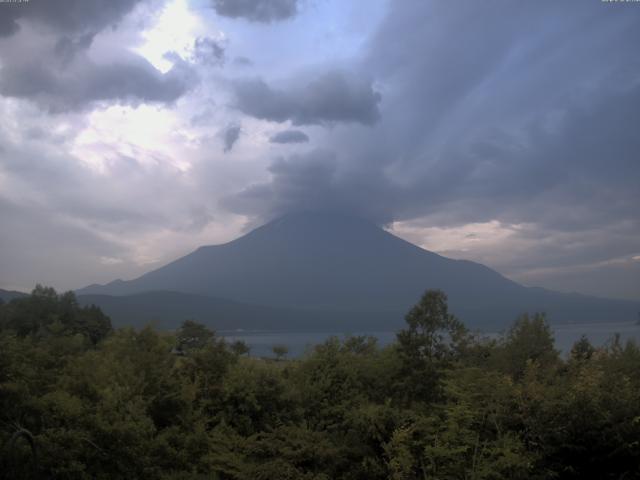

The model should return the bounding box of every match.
[0,0,638,300]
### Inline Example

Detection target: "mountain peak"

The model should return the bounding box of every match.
[248,210,383,238]
[271,210,380,226]
[210,210,401,258]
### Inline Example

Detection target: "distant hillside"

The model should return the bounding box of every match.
[78,212,640,329]
[77,291,400,332]
[0,288,28,303]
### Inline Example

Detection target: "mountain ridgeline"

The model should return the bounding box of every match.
[0,289,28,304]
[76,212,640,330]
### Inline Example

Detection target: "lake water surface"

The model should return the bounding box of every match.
[222,322,640,359]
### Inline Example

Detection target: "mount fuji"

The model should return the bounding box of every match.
[77,212,640,330]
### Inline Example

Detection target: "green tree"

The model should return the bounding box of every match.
[231,340,251,357]
[218,359,295,436]
[497,313,558,380]
[0,286,112,345]
[272,344,288,361]
[176,320,214,352]
[396,290,468,403]
[570,335,595,362]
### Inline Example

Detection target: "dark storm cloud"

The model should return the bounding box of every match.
[223,1,640,299]
[0,0,143,38]
[233,70,381,125]
[0,50,195,112]
[0,10,20,37]
[223,149,397,223]
[211,0,298,23]
[227,0,640,236]
[405,84,640,233]
[223,149,338,217]
[221,123,241,152]
[53,33,95,65]
[269,129,309,144]
[0,0,197,112]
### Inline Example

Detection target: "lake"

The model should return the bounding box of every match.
[221,321,640,359]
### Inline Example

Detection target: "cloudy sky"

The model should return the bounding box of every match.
[0,0,638,300]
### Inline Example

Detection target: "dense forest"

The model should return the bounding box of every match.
[1,286,639,479]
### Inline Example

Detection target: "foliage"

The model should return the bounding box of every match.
[396,289,469,403]
[230,340,250,357]
[494,312,559,380]
[1,287,638,479]
[272,344,289,361]
[176,319,215,352]
[0,285,112,345]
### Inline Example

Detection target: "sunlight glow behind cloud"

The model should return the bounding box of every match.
[72,105,189,172]
[389,220,521,255]
[135,0,204,72]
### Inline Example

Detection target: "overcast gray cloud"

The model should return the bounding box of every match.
[221,1,640,299]
[192,36,225,67]
[0,124,197,233]
[0,0,144,38]
[223,149,338,217]
[228,2,640,228]
[233,70,381,125]
[0,10,20,38]
[222,148,397,223]
[0,196,130,291]
[211,0,298,23]
[0,49,195,112]
[0,0,197,112]
[269,129,309,144]
[221,123,242,152]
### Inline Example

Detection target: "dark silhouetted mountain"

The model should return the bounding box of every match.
[77,212,640,329]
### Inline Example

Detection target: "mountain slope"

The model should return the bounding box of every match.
[77,291,399,331]
[0,288,28,303]
[78,212,640,328]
